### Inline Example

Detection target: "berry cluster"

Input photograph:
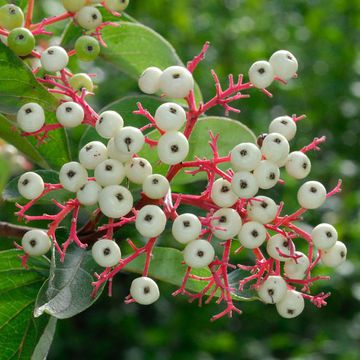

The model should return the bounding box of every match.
[3,2,346,320]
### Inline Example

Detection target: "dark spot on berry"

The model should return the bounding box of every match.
[143,286,150,294]
[25,108,32,114]
[240,149,247,156]
[274,137,281,144]
[283,241,289,248]
[65,106,72,112]
[258,67,265,74]
[257,133,268,147]
[172,73,181,79]
[116,193,123,201]
[219,216,227,223]
[9,7,16,15]
[48,49,54,55]
[221,185,229,193]
[92,13,98,20]
[29,239,37,247]
[269,172,276,180]
[302,162,308,169]
[340,251,345,258]
[171,145,179,153]
[267,288,274,296]
[67,170,76,178]
[87,45,93,52]
[144,214,153,222]
[260,201,268,209]
[124,137,132,152]
[240,180,248,189]
[80,184,85,191]
[287,309,295,315]
[85,145,93,151]
[251,230,259,237]
[22,179,29,186]
[183,220,190,228]
[152,178,159,185]
[105,165,113,171]
[287,54,293,60]
[17,34,24,40]
[139,161,145,167]
[99,117,103,124]
[326,231,332,238]
[281,120,288,125]
[197,250,204,257]
[169,107,177,114]
[310,186,317,193]
[103,247,111,256]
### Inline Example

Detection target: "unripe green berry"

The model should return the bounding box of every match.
[0,4,24,30]
[69,73,94,93]
[75,35,100,62]
[7,28,35,56]
[105,0,129,12]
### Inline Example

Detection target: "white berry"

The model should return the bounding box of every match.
[172,213,202,244]
[297,181,327,209]
[154,102,186,132]
[92,239,121,267]
[183,239,215,268]
[130,277,160,305]
[56,101,84,128]
[18,172,44,200]
[321,241,347,267]
[230,142,261,171]
[59,161,88,192]
[284,252,310,280]
[266,234,293,261]
[269,50,298,81]
[79,141,108,170]
[114,126,145,155]
[107,137,132,163]
[17,102,45,133]
[76,180,102,206]
[311,223,338,250]
[261,133,290,163]
[135,205,167,238]
[41,46,69,72]
[238,221,267,249]
[246,196,278,224]
[22,229,51,256]
[285,151,311,179]
[257,276,287,304]
[98,185,133,218]
[248,60,274,88]
[269,115,297,141]
[231,171,259,199]
[94,159,125,186]
[142,174,170,199]
[159,66,194,98]
[75,6,102,30]
[276,290,305,319]
[157,131,189,165]
[125,157,152,184]
[211,178,238,208]
[138,67,162,94]
[211,208,242,240]
[253,160,280,190]
[96,111,124,139]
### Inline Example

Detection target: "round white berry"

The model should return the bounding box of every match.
[130,277,160,305]
[269,50,298,81]
[253,160,280,190]
[142,174,170,200]
[41,46,69,72]
[269,115,297,141]
[297,181,327,209]
[22,229,51,256]
[266,234,293,261]
[183,239,215,268]
[321,241,347,267]
[172,213,202,244]
[311,223,338,250]
[107,137,132,163]
[285,151,311,180]
[284,252,310,280]
[231,171,259,199]
[238,221,267,249]
[135,205,167,238]
[114,126,145,155]
[230,142,261,171]
[159,66,194,98]
[96,111,124,139]
[92,239,121,267]
[59,161,88,192]
[257,276,287,304]
[157,131,189,165]
[138,67,162,94]
[17,102,45,133]
[76,180,102,206]
[248,60,274,88]
[79,141,108,170]
[261,133,290,163]
[56,101,84,128]
[211,178,238,208]
[18,172,44,200]
[154,102,186,132]
[125,157,152,184]
[98,185,133,218]
[75,6,102,30]
[211,208,242,240]
[94,159,125,186]
[246,196,278,224]
[276,290,305,319]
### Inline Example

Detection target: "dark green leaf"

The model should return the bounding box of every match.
[0,249,55,359]
[34,245,105,319]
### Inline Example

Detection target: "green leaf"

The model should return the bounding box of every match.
[124,247,257,302]
[2,170,70,204]
[140,116,257,186]
[0,41,70,169]
[34,245,105,319]
[0,249,56,359]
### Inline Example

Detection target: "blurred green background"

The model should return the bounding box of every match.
[2,0,360,359]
